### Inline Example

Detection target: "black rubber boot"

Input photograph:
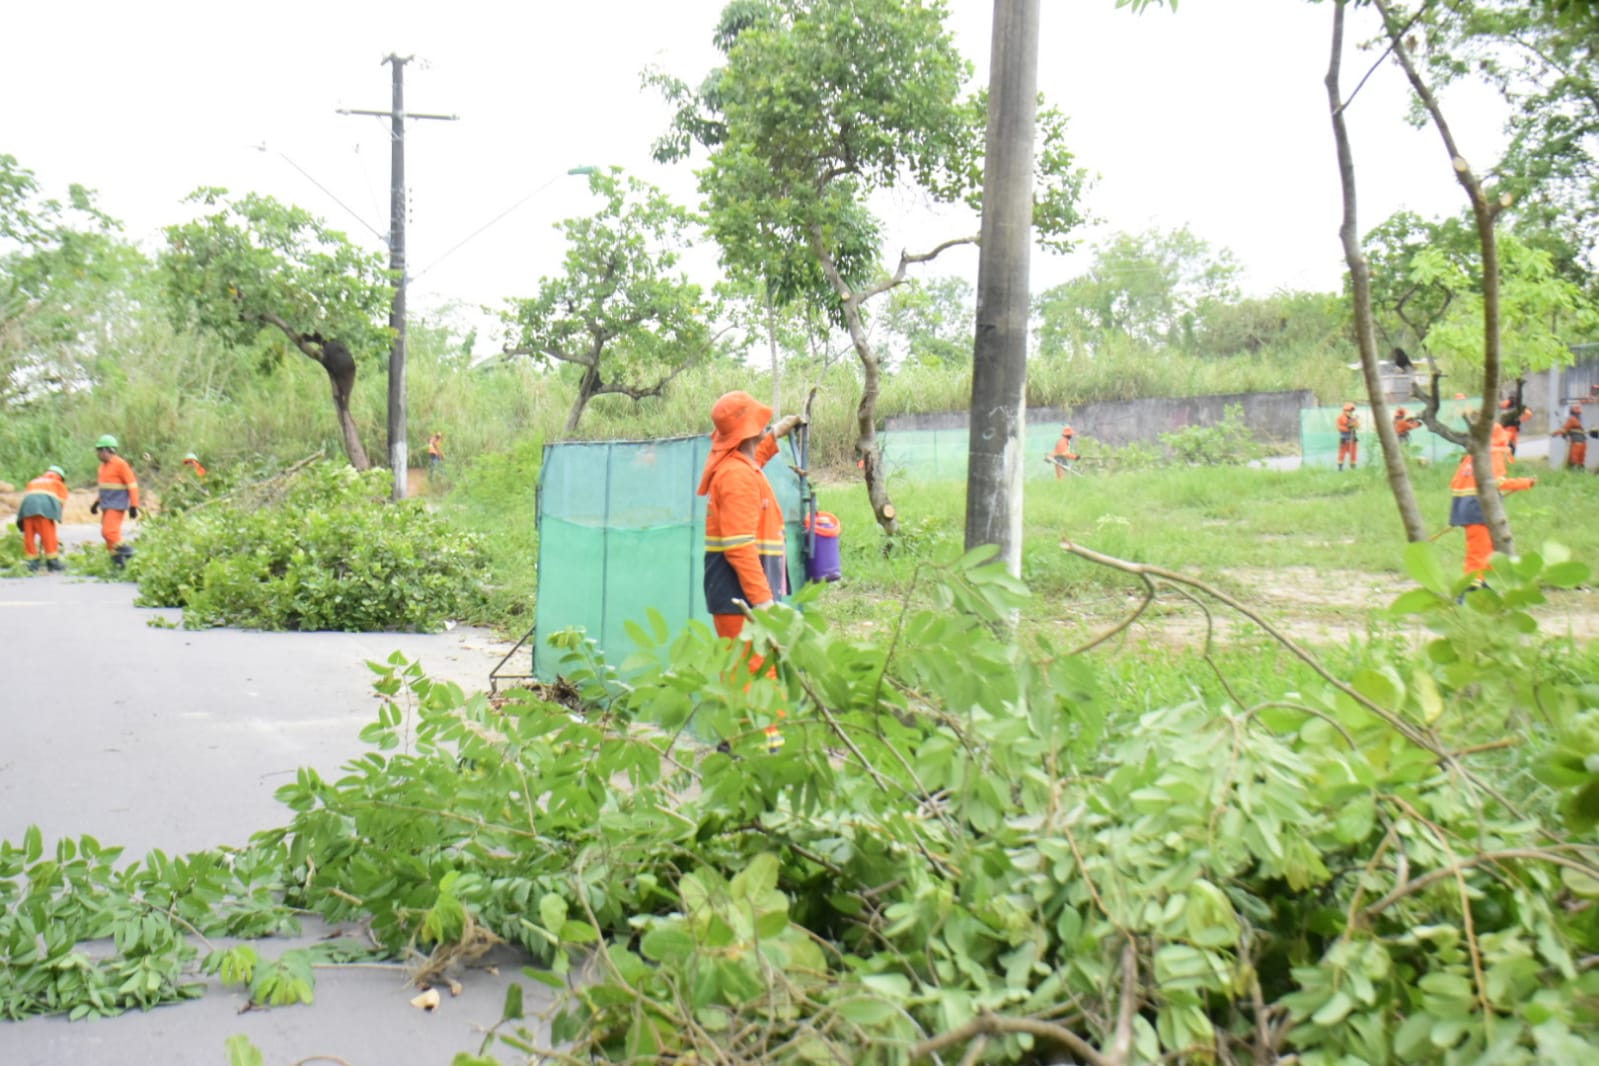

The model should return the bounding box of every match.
[26,558,41,573]
[46,558,64,573]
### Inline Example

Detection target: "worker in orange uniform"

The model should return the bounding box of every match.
[182,452,207,479]
[426,432,445,478]
[15,465,70,573]
[1049,425,1080,479]
[1448,422,1536,589]
[1336,403,1360,470]
[1498,399,1532,456]
[1393,407,1422,445]
[698,391,805,754]
[1554,404,1589,470]
[89,434,140,568]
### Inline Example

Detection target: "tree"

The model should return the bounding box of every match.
[161,190,393,470]
[1409,0,1599,287]
[879,275,975,368]
[1364,0,1561,557]
[653,0,1087,535]
[1033,226,1242,356]
[1325,1,1429,542]
[1,155,146,410]
[501,169,723,436]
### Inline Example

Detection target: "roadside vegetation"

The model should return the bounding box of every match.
[6,0,1599,1060]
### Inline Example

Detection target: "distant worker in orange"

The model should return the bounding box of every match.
[426,432,445,477]
[15,465,70,573]
[89,434,140,568]
[1336,403,1360,470]
[699,391,804,753]
[1554,404,1589,470]
[182,452,207,479]
[1449,422,1535,588]
[1498,398,1532,457]
[1049,425,1080,479]
[1393,407,1422,445]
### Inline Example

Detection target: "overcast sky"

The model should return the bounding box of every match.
[4,0,1506,349]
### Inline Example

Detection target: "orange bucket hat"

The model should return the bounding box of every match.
[698,390,773,495]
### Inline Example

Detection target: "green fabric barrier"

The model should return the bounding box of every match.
[1299,400,1477,469]
[533,435,806,681]
[878,427,1072,482]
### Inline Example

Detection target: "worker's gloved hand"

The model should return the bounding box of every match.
[772,414,807,439]
[749,599,776,611]
[89,499,100,515]
[128,506,139,519]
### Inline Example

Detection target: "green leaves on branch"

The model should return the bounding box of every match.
[159,187,392,359]
[501,168,719,433]
[131,461,486,632]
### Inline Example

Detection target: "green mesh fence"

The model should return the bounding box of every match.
[1300,401,1477,469]
[878,427,1074,482]
[533,435,808,681]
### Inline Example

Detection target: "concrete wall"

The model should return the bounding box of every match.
[886,389,1316,448]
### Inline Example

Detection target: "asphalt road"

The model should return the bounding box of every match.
[0,563,554,1066]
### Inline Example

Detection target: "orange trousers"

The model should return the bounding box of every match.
[1462,525,1494,579]
[22,516,60,559]
[101,508,126,550]
[1567,440,1588,469]
[1337,440,1358,467]
[713,613,784,750]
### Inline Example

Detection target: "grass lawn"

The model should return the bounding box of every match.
[811,456,1599,644]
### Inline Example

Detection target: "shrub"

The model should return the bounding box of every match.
[1160,402,1265,465]
[132,462,486,631]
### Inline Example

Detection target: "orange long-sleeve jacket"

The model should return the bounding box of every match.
[1448,429,1534,528]
[702,435,786,614]
[1337,411,1359,438]
[96,454,140,511]
[19,471,70,522]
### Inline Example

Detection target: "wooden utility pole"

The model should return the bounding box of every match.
[965,0,1040,576]
[341,55,455,500]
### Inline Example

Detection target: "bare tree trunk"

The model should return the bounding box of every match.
[1324,0,1426,541]
[809,224,899,535]
[965,0,1040,576]
[766,290,782,418]
[257,311,370,470]
[1374,0,1515,553]
[333,394,371,471]
[564,362,601,436]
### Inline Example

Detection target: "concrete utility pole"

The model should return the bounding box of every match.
[340,55,456,501]
[965,0,1040,577]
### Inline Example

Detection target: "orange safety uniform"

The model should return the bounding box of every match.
[1050,427,1079,479]
[1556,408,1588,469]
[182,456,207,478]
[96,452,140,551]
[1336,405,1360,469]
[698,391,789,753]
[1498,402,1531,456]
[701,428,786,631]
[1448,425,1535,579]
[18,471,70,564]
[1393,409,1422,444]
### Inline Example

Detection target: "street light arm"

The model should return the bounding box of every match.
[413,166,599,278]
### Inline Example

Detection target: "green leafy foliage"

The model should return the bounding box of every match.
[160,188,391,357]
[130,461,486,631]
[4,545,1599,1063]
[1,154,149,413]
[1159,403,1265,466]
[501,169,721,434]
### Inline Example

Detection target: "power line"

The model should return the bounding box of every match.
[255,143,387,243]
[414,166,596,279]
